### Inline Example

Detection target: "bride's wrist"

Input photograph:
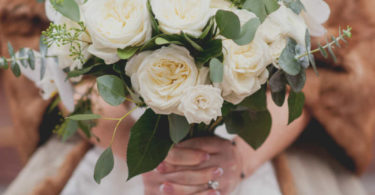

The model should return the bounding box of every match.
[233,137,259,179]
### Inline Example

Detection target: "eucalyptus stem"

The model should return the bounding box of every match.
[109,106,138,146]
[295,26,352,60]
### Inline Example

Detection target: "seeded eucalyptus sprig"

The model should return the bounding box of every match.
[42,22,90,64]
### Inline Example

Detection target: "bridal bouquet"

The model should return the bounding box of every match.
[0,0,351,183]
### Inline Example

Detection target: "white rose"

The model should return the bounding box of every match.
[151,0,212,37]
[300,0,330,37]
[221,38,270,104]
[219,10,270,104]
[257,6,307,62]
[83,0,152,64]
[210,0,232,9]
[178,85,223,125]
[125,45,199,115]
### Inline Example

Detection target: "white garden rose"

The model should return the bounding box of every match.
[83,0,152,64]
[219,9,270,104]
[257,5,307,62]
[178,85,223,125]
[150,0,212,37]
[125,45,199,115]
[300,0,330,37]
[221,38,270,104]
[210,0,232,9]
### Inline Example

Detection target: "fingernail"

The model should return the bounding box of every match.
[160,183,173,193]
[156,162,166,173]
[208,190,221,195]
[212,167,224,179]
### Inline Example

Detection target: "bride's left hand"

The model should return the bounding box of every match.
[142,136,244,195]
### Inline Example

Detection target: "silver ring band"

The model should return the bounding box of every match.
[208,180,220,190]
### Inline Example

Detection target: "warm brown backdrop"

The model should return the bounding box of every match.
[0,0,374,194]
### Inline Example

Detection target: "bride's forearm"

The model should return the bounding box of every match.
[235,93,311,177]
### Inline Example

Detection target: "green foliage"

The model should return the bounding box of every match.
[42,22,88,64]
[127,109,173,180]
[225,109,272,149]
[288,91,305,124]
[67,114,102,121]
[285,68,306,92]
[215,10,241,39]
[50,0,81,22]
[117,47,139,60]
[94,148,114,184]
[96,75,127,106]
[243,0,280,22]
[234,18,261,45]
[269,70,287,107]
[239,85,267,112]
[147,0,160,36]
[8,42,21,77]
[168,114,190,143]
[279,38,301,76]
[62,119,78,142]
[209,58,224,83]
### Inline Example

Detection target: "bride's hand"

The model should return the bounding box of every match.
[142,136,244,195]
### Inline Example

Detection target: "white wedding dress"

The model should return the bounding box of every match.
[61,109,281,195]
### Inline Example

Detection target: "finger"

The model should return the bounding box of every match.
[160,182,208,195]
[176,137,232,153]
[195,190,221,195]
[163,167,224,185]
[165,147,210,166]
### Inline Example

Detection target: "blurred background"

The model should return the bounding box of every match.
[1,0,375,194]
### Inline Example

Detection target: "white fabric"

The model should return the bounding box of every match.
[62,108,281,195]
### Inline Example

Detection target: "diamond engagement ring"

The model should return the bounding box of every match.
[208,180,220,190]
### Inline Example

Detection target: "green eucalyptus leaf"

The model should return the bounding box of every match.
[27,50,35,70]
[50,0,81,22]
[269,70,286,93]
[168,114,190,143]
[209,58,224,83]
[67,114,102,121]
[62,119,78,142]
[279,38,301,76]
[304,29,318,75]
[234,18,261,46]
[283,0,305,14]
[271,89,286,107]
[10,61,21,77]
[40,57,46,80]
[288,91,305,124]
[117,47,139,60]
[94,147,114,184]
[18,48,28,68]
[243,0,267,22]
[285,68,306,92]
[215,10,241,39]
[225,109,272,149]
[127,109,173,180]
[327,44,337,63]
[318,44,328,58]
[97,75,126,106]
[7,42,14,57]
